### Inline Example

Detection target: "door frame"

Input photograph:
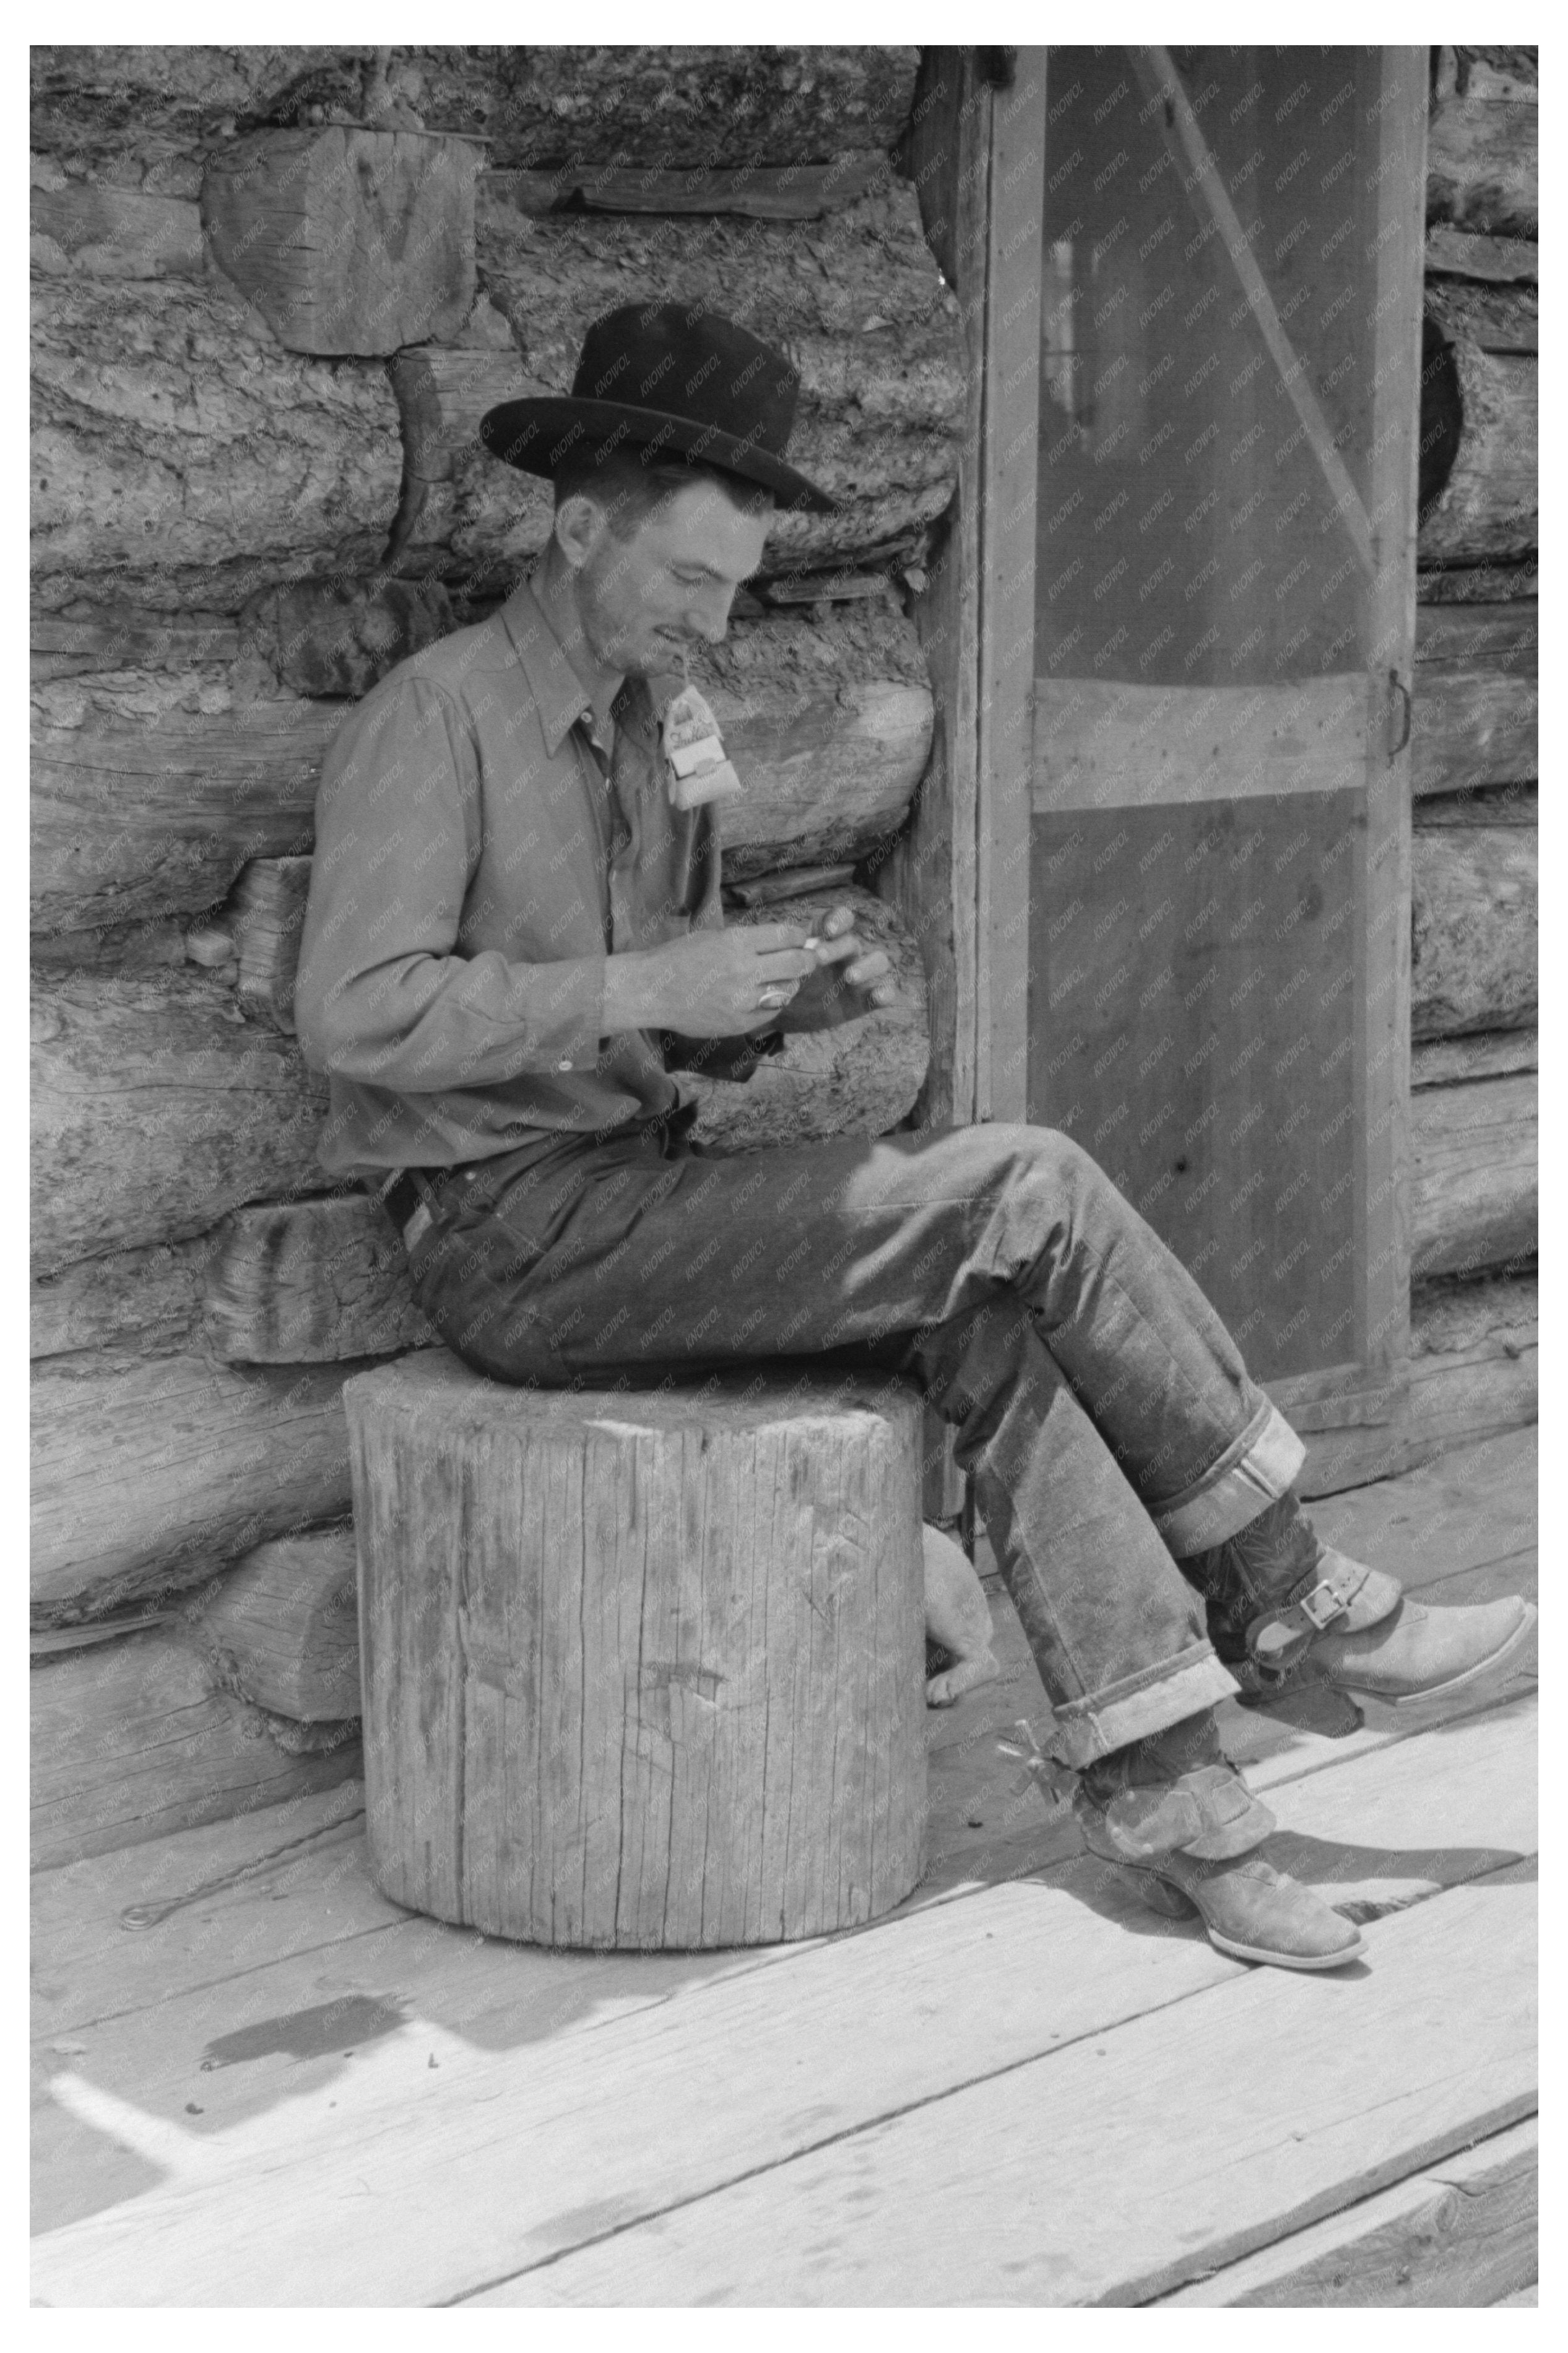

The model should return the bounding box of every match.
[896,45,1429,1436]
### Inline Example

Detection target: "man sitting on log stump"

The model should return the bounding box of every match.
[297,304,1534,1974]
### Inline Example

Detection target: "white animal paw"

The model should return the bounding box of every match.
[923,1523,1001,1708]
[925,1648,1002,1709]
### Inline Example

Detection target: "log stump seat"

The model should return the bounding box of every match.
[342,1351,929,1949]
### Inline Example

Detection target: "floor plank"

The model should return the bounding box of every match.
[464,1881,1535,2307]
[1301,1426,1536,1592]
[1155,2116,1537,2306]
[30,1701,1535,2303]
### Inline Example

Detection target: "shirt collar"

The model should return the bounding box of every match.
[501,573,599,756]
[501,573,686,758]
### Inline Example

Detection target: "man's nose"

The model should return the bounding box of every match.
[684,586,734,644]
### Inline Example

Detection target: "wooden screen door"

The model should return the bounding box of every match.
[977,46,1429,1439]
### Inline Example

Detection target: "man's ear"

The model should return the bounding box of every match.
[552,492,605,571]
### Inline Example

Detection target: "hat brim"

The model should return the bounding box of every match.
[479,397,840,515]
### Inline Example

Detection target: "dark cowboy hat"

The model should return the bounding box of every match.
[479,303,839,514]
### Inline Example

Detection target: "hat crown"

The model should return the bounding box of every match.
[570,305,800,465]
[476,301,836,513]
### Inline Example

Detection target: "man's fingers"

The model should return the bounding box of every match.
[755,948,821,981]
[807,930,865,966]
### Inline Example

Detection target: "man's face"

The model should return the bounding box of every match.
[564,477,773,678]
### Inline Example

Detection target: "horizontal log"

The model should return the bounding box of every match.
[1415,600,1536,669]
[1424,227,1538,282]
[1426,51,1538,238]
[1423,277,1536,355]
[30,47,919,178]
[1411,1073,1536,1285]
[31,1233,212,1360]
[30,1346,385,1618]
[1412,1030,1535,1090]
[700,605,932,876]
[1411,670,1536,794]
[30,607,241,680]
[204,1194,433,1363]
[30,1629,361,1870]
[1418,562,1536,607]
[1298,1270,1536,1496]
[472,48,918,170]
[30,917,189,977]
[30,181,205,277]
[1418,342,1536,568]
[31,275,402,608]
[1412,601,1536,796]
[31,696,333,934]
[1411,825,1536,1039]
[31,602,933,929]
[199,1529,362,1720]
[31,972,330,1272]
[681,891,929,1151]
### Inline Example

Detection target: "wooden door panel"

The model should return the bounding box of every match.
[1009,45,1427,1416]
[1029,792,1359,1382]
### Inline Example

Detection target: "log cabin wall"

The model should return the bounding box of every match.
[1408,45,1537,1460]
[30,43,957,1865]
[30,44,1537,1866]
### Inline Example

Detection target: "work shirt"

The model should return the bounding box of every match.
[295,571,773,1178]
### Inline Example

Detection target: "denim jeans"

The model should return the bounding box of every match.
[408,1119,1305,1767]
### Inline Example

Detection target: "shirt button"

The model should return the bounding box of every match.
[556,1058,573,1072]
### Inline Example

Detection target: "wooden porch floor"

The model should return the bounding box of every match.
[31,1428,1537,2307]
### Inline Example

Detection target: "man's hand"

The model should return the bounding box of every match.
[604,922,822,1036]
[773,903,901,1031]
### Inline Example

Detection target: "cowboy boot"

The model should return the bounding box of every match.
[1180,1489,1536,1708]
[1074,1710,1365,1970]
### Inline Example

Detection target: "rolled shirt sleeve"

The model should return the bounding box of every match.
[295,674,608,1093]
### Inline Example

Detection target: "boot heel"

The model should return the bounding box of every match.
[1119,1866,1198,1921]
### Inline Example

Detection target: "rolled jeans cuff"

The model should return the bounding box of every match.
[1148,1396,1306,1557]
[1049,1644,1241,1770]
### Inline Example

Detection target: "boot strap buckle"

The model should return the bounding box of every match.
[1247,1557,1371,1678]
[1298,1574,1353,1630]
